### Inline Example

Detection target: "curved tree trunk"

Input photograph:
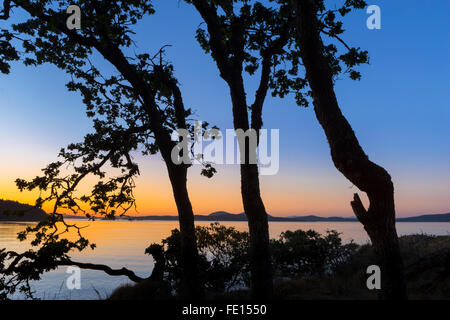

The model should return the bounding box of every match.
[291,0,407,300]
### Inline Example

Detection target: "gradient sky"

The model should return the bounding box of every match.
[0,1,449,217]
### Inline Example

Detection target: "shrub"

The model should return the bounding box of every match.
[147,223,357,294]
[271,229,359,278]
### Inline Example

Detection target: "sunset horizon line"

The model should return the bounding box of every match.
[57,209,450,219]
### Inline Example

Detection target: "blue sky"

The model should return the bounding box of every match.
[0,1,449,216]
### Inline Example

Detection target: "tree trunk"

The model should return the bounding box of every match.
[163,159,200,298]
[165,163,203,298]
[240,163,273,299]
[229,79,274,299]
[291,0,407,300]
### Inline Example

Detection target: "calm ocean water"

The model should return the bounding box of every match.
[1,220,449,300]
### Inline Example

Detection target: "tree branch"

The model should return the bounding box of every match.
[250,20,291,131]
[350,193,367,223]
[57,259,147,283]
[154,65,187,130]
[250,53,271,132]
[191,0,233,81]
[321,29,352,51]
[0,0,12,19]
[13,0,176,161]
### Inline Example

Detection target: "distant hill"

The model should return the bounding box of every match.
[191,212,355,222]
[119,211,450,222]
[196,211,248,221]
[2,200,446,223]
[0,200,48,222]
[397,213,450,222]
[127,211,355,222]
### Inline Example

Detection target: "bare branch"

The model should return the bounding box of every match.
[251,22,291,131]
[57,259,147,283]
[321,29,352,51]
[350,193,367,223]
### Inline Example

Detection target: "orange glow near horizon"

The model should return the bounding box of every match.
[1,154,449,218]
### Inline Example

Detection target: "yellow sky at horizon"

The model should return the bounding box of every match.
[2,150,449,218]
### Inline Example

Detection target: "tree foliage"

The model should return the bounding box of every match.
[187,0,368,108]
[271,0,369,106]
[0,0,212,299]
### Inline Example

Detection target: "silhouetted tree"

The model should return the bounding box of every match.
[186,0,297,299]
[286,0,407,299]
[0,0,209,298]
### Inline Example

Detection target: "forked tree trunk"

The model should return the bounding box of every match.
[189,0,274,299]
[291,0,407,300]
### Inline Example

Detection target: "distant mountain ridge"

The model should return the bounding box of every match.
[120,211,450,222]
[397,213,450,222]
[2,200,448,223]
[0,200,47,222]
